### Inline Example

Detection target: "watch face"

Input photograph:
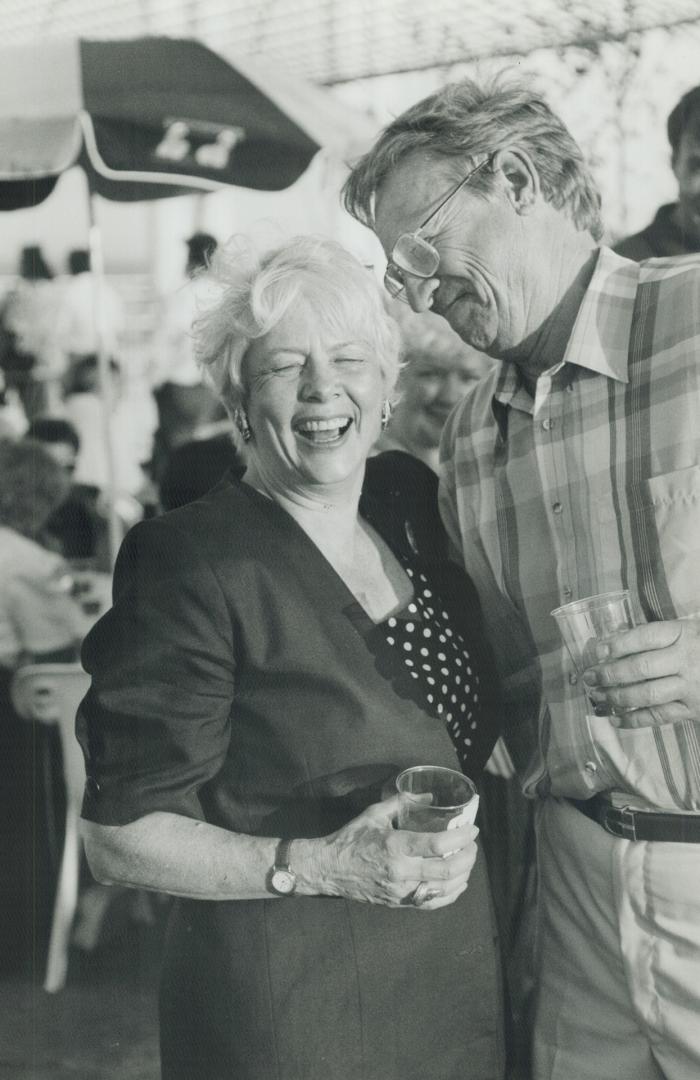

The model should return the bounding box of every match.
[270,868,296,895]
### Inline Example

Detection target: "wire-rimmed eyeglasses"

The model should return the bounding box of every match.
[384,155,491,303]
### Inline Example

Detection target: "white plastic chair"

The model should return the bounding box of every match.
[10,662,90,992]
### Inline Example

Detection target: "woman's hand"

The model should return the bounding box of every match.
[297,795,479,911]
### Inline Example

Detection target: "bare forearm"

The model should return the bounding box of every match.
[81,797,480,911]
[82,812,323,901]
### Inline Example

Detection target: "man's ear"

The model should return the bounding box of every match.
[671,149,680,182]
[492,148,540,215]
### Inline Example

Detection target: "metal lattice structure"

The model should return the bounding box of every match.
[2,0,700,236]
[2,0,700,85]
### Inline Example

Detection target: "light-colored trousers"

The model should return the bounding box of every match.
[533,797,700,1080]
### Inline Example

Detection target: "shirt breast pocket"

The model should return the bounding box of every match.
[608,464,700,621]
[644,464,700,618]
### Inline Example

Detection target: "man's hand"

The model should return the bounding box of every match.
[582,618,700,727]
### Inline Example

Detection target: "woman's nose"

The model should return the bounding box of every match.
[404,274,439,313]
[440,372,470,406]
[299,357,339,400]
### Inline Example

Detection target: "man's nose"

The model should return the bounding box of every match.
[404,274,439,313]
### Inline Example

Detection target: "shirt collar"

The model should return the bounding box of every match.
[493,245,637,420]
[563,245,637,383]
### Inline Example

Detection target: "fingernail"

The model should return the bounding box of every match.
[583,669,599,686]
[595,643,610,661]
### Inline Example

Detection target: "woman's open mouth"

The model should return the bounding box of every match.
[293,416,353,446]
[425,404,452,424]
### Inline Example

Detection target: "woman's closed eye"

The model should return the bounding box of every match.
[274,362,303,373]
[262,358,305,377]
[334,354,366,365]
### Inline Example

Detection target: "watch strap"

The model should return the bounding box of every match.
[274,837,293,871]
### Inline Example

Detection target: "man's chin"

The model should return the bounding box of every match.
[686,229,700,251]
[434,294,494,351]
[677,207,700,249]
[443,312,495,354]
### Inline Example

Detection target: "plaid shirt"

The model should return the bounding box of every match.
[440,247,700,810]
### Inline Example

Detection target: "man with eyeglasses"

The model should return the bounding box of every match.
[344,76,700,1080]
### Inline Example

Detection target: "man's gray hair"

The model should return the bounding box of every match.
[343,74,603,242]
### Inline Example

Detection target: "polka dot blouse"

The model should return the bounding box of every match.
[379,563,483,773]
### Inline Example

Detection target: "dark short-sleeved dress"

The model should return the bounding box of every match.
[77,452,505,1080]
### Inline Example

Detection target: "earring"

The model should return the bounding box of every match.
[381,399,392,431]
[233,407,252,443]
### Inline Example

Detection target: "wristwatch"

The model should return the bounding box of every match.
[268,838,297,896]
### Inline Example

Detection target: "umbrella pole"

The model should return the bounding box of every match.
[86,192,122,569]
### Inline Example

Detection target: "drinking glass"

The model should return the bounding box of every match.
[551,590,636,715]
[396,765,479,832]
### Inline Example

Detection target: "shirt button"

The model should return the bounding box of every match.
[584,761,598,775]
[563,586,572,599]
[542,418,554,431]
[569,672,578,685]
[552,501,563,514]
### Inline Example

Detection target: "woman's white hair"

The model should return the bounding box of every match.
[193,234,402,414]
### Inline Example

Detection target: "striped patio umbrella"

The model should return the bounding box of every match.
[0,36,375,562]
[0,36,374,210]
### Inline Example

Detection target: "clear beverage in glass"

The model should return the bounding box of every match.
[396,765,479,832]
[551,589,636,715]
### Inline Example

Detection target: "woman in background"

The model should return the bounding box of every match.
[0,438,87,971]
[374,307,492,473]
[376,308,534,1072]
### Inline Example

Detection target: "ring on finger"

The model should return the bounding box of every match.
[410,881,430,907]
[410,881,440,907]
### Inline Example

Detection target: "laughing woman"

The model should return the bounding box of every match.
[77,236,505,1080]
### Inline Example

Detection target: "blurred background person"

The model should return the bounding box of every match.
[375,306,531,1072]
[25,416,111,569]
[55,249,126,376]
[150,232,228,484]
[375,308,494,473]
[157,422,244,512]
[0,369,28,439]
[63,355,149,527]
[0,438,88,974]
[0,245,64,421]
[615,84,700,258]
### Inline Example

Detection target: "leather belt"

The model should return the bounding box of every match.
[569,794,700,843]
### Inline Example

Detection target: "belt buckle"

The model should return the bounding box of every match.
[604,804,637,840]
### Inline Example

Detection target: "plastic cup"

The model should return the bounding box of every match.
[396,765,479,832]
[551,590,636,715]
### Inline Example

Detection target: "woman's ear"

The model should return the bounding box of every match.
[491,148,540,215]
